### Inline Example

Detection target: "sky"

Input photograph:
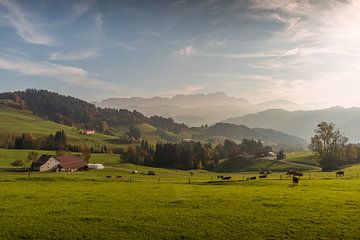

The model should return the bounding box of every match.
[0,0,360,107]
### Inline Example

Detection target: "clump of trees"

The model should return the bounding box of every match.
[0,130,123,154]
[310,122,360,171]
[122,138,273,170]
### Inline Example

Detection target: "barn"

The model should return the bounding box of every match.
[32,154,87,172]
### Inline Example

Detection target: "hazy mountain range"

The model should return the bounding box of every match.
[96,92,301,126]
[225,107,360,142]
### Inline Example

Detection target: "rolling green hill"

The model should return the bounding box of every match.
[0,107,120,147]
[0,90,307,150]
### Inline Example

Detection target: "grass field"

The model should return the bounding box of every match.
[1,147,360,239]
[284,152,318,166]
[0,108,122,147]
[1,166,360,239]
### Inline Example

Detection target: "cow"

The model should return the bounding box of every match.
[247,176,257,180]
[116,176,122,179]
[336,170,345,177]
[287,170,295,176]
[259,171,266,175]
[106,176,111,179]
[259,175,267,179]
[292,176,299,186]
[293,172,303,177]
[221,176,232,180]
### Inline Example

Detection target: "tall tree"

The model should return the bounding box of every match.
[310,122,348,170]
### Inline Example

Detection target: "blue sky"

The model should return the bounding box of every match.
[1,0,360,107]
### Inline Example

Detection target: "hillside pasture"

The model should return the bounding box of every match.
[1,165,360,239]
[0,108,121,147]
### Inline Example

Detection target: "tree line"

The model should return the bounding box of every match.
[122,138,273,170]
[0,130,122,154]
[0,89,187,135]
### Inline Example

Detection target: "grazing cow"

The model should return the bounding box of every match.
[217,175,223,179]
[292,176,299,186]
[293,172,303,177]
[336,170,345,177]
[259,175,267,179]
[266,171,272,175]
[247,176,257,180]
[116,176,122,179]
[221,176,232,180]
[287,170,295,176]
[106,176,111,179]
[259,171,266,175]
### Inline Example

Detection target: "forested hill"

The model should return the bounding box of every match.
[0,89,187,135]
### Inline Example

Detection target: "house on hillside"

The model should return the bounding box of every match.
[32,154,87,172]
[81,130,95,135]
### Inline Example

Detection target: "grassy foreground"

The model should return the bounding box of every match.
[1,165,360,239]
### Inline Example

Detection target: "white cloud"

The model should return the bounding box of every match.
[175,45,196,56]
[0,0,53,45]
[0,56,115,89]
[49,49,99,61]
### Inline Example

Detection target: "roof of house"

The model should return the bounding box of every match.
[56,154,87,170]
[33,154,57,167]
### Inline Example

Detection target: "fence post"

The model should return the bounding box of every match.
[129,177,132,182]
[309,174,311,180]
[280,174,282,180]
[188,178,191,184]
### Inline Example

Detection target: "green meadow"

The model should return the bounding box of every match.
[1,149,360,239]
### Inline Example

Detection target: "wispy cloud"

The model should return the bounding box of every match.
[162,85,204,96]
[199,73,272,81]
[0,56,115,89]
[175,45,196,56]
[117,41,140,51]
[49,49,99,61]
[0,0,53,45]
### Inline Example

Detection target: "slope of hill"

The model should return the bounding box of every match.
[97,92,301,126]
[0,107,119,147]
[192,123,306,149]
[0,90,306,149]
[0,89,187,136]
[225,107,360,141]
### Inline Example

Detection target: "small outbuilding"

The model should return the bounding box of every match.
[88,163,105,169]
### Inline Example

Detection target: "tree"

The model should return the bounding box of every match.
[310,122,348,171]
[11,159,24,168]
[127,125,142,139]
[27,151,38,162]
[80,145,91,163]
[277,150,285,160]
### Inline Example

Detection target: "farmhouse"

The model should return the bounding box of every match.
[32,154,87,172]
[81,130,95,135]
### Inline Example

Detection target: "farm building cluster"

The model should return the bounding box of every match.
[32,154,104,172]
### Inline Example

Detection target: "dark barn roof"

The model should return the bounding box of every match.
[57,154,87,170]
[33,154,56,168]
